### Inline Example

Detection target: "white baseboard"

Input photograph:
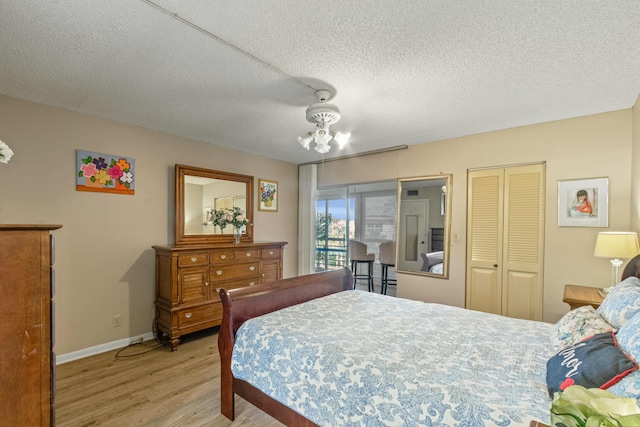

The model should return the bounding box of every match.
[55,332,156,365]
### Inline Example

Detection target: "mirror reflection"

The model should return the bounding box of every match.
[185,176,246,235]
[396,175,452,278]
[175,165,253,246]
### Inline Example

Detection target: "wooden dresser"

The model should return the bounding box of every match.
[153,241,286,349]
[0,224,61,426]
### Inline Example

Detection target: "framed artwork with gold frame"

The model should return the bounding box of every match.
[258,179,278,212]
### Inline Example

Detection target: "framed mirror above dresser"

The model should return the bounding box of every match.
[175,164,254,245]
[153,165,286,350]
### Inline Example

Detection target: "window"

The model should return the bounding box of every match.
[315,188,352,271]
[315,181,396,276]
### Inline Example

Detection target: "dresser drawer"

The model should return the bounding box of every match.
[236,249,261,260]
[210,262,260,282]
[176,304,222,329]
[262,247,281,259]
[210,250,236,263]
[212,278,259,301]
[177,252,208,267]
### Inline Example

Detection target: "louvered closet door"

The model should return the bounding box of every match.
[466,169,504,315]
[466,164,545,321]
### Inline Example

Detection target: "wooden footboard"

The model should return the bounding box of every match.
[218,268,353,424]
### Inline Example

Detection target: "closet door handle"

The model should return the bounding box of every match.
[493,264,498,268]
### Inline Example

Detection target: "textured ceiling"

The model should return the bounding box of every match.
[1,1,639,164]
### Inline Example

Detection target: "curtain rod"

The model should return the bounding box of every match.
[299,145,408,166]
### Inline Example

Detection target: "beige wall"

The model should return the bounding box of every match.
[3,91,638,354]
[632,95,640,232]
[319,108,635,323]
[0,95,299,355]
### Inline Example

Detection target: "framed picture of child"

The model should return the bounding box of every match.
[558,177,608,227]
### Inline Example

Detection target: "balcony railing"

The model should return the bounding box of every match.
[315,237,347,272]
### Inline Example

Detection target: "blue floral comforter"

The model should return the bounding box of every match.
[231,290,554,426]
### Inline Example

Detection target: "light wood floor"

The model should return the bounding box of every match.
[55,328,284,427]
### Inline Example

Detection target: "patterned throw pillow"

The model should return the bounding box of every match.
[597,276,640,329]
[607,313,640,398]
[551,305,614,351]
[546,331,638,396]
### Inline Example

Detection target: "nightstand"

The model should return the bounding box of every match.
[563,284,605,310]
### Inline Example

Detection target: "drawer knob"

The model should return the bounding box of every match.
[221,255,226,259]
[216,270,222,275]
[185,312,192,318]
[204,282,209,286]
[216,287,222,292]
[191,257,197,262]
[249,266,255,271]
[249,282,255,286]
[246,252,251,257]
[269,251,274,255]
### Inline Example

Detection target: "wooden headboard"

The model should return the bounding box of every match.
[621,254,640,281]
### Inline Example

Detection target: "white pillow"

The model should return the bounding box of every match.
[597,276,640,329]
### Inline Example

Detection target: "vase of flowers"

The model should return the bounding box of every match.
[233,226,242,244]
[210,206,250,242]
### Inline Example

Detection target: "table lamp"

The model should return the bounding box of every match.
[594,231,640,288]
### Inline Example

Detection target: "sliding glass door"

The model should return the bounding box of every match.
[315,188,353,272]
[314,181,397,276]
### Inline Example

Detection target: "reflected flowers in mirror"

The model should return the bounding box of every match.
[207,206,250,232]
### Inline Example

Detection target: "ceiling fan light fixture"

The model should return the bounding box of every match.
[313,127,332,146]
[298,89,350,154]
[314,141,331,154]
[333,131,350,149]
[298,134,313,150]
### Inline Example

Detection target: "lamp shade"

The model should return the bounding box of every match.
[594,232,640,259]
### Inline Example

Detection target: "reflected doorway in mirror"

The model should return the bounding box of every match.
[396,174,452,279]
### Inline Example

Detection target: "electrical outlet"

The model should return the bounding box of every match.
[112,314,121,327]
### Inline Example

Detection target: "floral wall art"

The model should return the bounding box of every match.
[76,150,135,195]
[258,179,278,212]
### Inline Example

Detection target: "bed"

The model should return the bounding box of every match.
[218,265,640,427]
[420,251,443,273]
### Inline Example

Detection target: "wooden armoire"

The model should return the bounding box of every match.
[0,224,61,426]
